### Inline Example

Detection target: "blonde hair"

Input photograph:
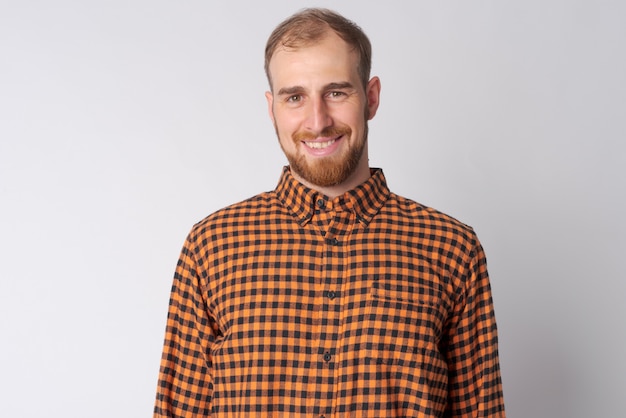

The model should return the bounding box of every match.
[265,8,372,90]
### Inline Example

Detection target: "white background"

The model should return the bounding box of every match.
[1,1,624,417]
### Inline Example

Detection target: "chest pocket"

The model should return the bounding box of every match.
[365,273,447,365]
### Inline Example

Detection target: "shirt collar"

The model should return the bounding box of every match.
[275,166,390,227]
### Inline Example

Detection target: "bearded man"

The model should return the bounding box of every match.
[154,8,505,417]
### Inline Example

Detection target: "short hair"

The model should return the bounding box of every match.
[264,8,372,90]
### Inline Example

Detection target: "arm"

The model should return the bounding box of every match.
[154,234,217,417]
[444,239,505,417]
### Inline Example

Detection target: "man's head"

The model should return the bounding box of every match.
[265,8,381,193]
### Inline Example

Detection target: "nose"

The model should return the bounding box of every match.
[305,97,332,134]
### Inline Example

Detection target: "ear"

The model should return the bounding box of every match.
[265,91,275,124]
[365,76,381,120]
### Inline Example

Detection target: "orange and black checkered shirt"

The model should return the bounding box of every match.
[154,167,505,417]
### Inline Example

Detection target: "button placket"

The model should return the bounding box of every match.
[316,199,353,415]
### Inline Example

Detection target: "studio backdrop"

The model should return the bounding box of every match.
[1,1,624,417]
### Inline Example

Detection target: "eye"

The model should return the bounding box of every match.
[287,95,302,103]
[328,91,345,98]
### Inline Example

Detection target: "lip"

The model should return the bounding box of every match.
[301,135,344,156]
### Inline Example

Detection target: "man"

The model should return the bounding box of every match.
[154,8,505,417]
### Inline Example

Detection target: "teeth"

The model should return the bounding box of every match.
[305,139,336,149]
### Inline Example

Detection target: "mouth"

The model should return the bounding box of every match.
[303,138,338,149]
[302,132,346,150]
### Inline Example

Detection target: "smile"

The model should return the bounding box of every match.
[304,138,338,149]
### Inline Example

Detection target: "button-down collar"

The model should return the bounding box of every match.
[274,166,390,227]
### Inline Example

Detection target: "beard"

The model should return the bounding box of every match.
[278,123,368,188]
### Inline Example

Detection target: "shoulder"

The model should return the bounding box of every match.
[384,192,479,248]
[183,189,290,243]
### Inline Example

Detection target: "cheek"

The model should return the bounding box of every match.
[274,111,302,136]
[338,105,366,126]
[275,122,296,150]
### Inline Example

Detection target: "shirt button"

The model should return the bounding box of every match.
[329,238,338,246]
[316,198,325,208]
[323,352,332,362]
[327,291,336,300]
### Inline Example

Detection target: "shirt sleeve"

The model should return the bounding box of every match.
[154,234,217,417]
[444,238,506,417]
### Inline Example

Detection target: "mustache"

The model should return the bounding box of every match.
[293,126,352,142]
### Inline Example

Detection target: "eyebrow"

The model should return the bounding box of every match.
[276,82,355,96]
[277,86,305,96]
[325,82,355,91]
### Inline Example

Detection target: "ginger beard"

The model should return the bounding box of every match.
[275,113,369,188]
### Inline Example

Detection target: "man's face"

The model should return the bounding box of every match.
[266,31,380,189]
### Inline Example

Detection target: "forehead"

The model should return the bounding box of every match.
[268,32,359,88]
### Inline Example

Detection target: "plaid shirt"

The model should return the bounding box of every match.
[154,167,505,417]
